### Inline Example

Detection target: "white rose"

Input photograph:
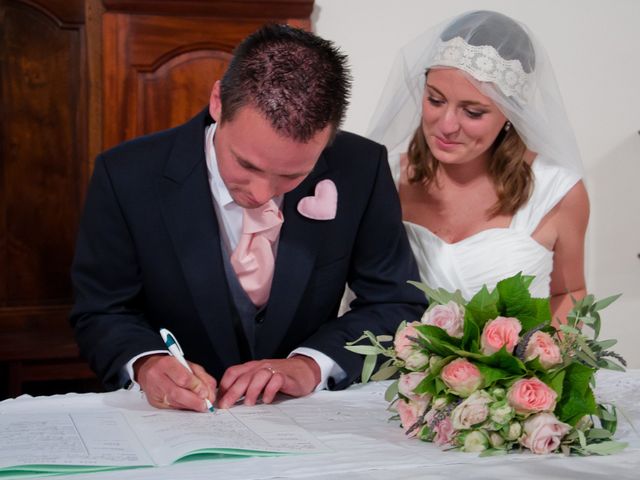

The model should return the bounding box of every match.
[461,430,489,452]
[451,390,492,430]
[405,350,430,370]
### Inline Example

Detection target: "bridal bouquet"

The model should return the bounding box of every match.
[346,273,627,455]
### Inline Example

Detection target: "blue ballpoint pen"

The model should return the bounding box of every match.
[159,328,215,412]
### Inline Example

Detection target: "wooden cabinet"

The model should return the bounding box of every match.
[0,0,314,398]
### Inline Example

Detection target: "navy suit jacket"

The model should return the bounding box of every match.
[70,109,426,390]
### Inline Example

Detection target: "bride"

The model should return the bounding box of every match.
[368,10,588,324]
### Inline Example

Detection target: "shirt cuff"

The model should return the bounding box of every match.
[289,347,346,391]
[123,350,168,390]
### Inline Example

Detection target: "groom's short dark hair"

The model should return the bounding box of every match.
[219,24,351,142]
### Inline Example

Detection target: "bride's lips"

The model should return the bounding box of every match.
[433,136,461,149]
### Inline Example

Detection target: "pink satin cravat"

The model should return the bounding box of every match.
[230,200,283,307]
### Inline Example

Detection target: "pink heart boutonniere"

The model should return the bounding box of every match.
[297,179,337,220]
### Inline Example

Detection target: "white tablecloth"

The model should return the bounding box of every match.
[1,370,639,480]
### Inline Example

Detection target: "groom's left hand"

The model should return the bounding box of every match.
[217,355,321,408]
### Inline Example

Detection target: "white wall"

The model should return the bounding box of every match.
[314,0,640,367]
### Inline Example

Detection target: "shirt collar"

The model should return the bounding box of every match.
[205,123,234,208]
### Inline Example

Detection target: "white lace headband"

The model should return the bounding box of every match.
[432,36,533,104]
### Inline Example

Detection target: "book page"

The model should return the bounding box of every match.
[0,412,153,469]
[125,405,329,466]
[0,405,329,474]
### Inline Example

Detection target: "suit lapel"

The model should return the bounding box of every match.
[256,155,330,358]
[157,111,243,366]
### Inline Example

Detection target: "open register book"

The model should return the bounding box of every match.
[0,402,328,478]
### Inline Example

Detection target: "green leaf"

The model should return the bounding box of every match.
[414,325,461,357]
[345,333,371,346]
[408,280,466,305]
[361,354,377,383]
[600,359,626,372]
[371,364,399,381]
[495,273,543,331]
[556,363,598,425]
[384,380,399,403]
[462,314,481,352]
[530,297,552,327]
[465,285,499,331]
[575,350,599,368]
[479,448,508,457]
[540,369,566,399]
[376,335,394,343]
[559,324,581,335]
[593,294,622,311]
[345,345,384,356]
[475,362,516,388]
[575,335,598,359]
[577,429,587,448]
[597,404,618,435]
[582,441,628,455]
[586,428,613,440]
[593,339,617,350]
[474,348,527,375]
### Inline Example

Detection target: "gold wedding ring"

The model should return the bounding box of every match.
[265,366,277,375]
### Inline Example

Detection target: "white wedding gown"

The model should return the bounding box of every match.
[389,155,580,299]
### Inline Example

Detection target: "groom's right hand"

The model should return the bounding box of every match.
[134,354,217,412]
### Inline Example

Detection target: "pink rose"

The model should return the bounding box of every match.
[524,331,562,369]
[398,372,430,402]
[394,321,422,361]
[440,358,483,397]
[424,408,455,446]
[480,317,522,355]
[507,378,557,415]
[433,416,455,446]
[520,412,571,454]
[396,398,429,437]
[421,301,465,338]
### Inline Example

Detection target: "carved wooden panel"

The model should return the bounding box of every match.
[0,0,87,315]
[0,0,95,398]
[102,0,314,149]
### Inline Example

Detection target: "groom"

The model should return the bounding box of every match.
[70,24,425,411]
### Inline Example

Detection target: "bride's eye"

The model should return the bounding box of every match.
[427,96,444,107]
[464,108,485,119]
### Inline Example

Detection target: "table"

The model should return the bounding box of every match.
[1,370,638,480]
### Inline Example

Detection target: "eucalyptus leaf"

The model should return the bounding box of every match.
[593,294,622,311]
[371,364,399,382]
[345,345,384,356]
[361,354,377,383]
[577,429,587,448]
[600,359,626,372]
[583,441,628,455]
[408,280,465,305]
[594,339,617,350]
[586,428,613,440]
[384,380,399,403]
[376,335,394,343]
[559,324,581,335]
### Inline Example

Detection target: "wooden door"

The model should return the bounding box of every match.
[102,0,314,149]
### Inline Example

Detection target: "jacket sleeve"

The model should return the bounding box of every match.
[69,154,165,389]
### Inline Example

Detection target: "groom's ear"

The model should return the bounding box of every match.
[209,80,222,122]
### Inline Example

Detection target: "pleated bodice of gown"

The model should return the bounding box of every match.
[390,156,580,299]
